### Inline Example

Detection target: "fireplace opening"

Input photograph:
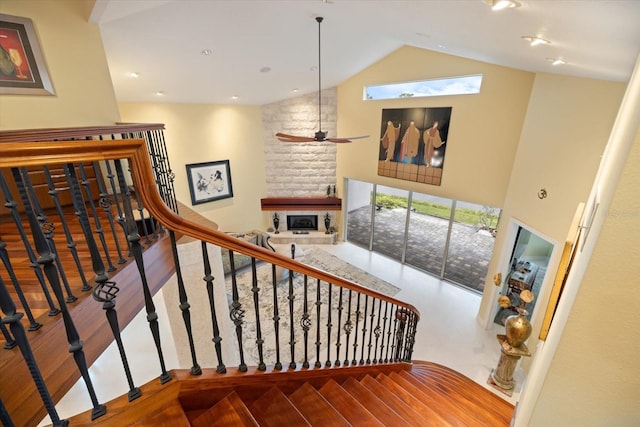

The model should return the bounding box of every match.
[287,215,318,231]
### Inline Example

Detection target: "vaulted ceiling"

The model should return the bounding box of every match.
[91,0,640,105]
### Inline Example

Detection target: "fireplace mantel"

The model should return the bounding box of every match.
[260,197,342,211]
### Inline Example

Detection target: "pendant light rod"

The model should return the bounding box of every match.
[316,16,323,132]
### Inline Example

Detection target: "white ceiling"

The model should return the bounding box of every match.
[92,0,640,106]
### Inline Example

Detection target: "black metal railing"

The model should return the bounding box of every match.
[0,132,419,426]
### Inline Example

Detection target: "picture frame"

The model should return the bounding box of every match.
[0,14,55,95]
[378,107,452,186]
[186,160,234,205]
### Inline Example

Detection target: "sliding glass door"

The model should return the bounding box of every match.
[372,185,409,262]
[345,179,500,293]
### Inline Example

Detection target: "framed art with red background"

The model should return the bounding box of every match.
[0,14,54,95]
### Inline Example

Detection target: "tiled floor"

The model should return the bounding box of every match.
[41,242,521,425]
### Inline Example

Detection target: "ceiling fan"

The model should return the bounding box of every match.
[276,17,368,143]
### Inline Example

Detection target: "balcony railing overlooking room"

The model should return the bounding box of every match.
[0,127,421,426]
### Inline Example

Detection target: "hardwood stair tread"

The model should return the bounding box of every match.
[406,370,512,425]
[412,363,513,413]
[359,374,435,425]
[373,373,453,426]
[392,371,483,426]
[249,386,311,427]
[190,391,259,427]
[318,379,383,427]
[288,382,351,426]
[341,377,412,426]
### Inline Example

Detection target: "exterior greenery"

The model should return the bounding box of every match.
[373,193,500,230]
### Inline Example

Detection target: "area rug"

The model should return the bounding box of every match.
[225,246,400,366]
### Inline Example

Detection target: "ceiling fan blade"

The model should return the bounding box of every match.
[275,132,316,142]
[326,137,353,143]
[339,135,370,140]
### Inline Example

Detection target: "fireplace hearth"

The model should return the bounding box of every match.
[287,215,318,231]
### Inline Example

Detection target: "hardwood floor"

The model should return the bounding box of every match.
[0,204,174,427]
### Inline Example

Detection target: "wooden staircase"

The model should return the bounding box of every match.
[66,362,514,426]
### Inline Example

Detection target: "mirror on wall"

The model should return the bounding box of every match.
[494,225,554,325]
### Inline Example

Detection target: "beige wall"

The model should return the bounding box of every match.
[478,74,625,337]
[336,45,535,207]
[0,0,119,129]
[118,103,267,232]
[530,127,640,426]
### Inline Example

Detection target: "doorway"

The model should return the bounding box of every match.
[494,226,554,325]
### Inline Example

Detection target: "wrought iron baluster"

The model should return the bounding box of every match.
[42,166,91,292]
[40,221,77,303]
[287,266,296,369]
[325,282,332,367]
[390,305,400,362]
[360,295,369,365]
[366,298,377,364]
[145,130,169,211]
[16,166,106,420]
[380,302,390,363]
[78,163,116,272]
[0,236,41,331]
[0,276,66,426]
[404,312,418,362]
[115,160,171,384]
[228,250,247,372]
[394,307,408,362]
[93,161,126,264]
[102,157,131,257]
[92,281,142,402]
[18,167,77,303]
[250,258,266,371]
[298,275,309,369]
[314,278,322,368]
[343,290,353,367]
[0,397,14,427]
[352,293,361,366]
[202,241,226,374]
[155,129,178,213]
[0,171,59,316]
[168,231,201,375]
[0,313,17,349]
[372,299,383,364]
[271,264,282,370]
[334,287,343,367]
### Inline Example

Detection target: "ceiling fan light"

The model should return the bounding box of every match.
[491,0,521,11]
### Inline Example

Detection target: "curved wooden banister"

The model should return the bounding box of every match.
[0,137,420,320]
[0,123,165,142]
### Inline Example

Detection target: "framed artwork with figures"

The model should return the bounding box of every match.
[186,160,234,205]
[0,14,54,95]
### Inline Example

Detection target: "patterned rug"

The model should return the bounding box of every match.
[225,246,400,366]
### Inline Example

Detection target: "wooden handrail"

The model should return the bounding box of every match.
[0,123,165,142]
[0,137,420,320]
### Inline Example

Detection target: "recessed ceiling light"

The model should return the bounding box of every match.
[522,36,551,46]
[260,66,271,73]
[292,88,299,93]
[201,49,212,56]
[490,0,521,11]
[231,95,239,100]
[155,91,165,96]
[546,58,567,66]
[128,72,140,78]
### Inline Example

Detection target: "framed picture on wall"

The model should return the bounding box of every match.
[0,14,55,95]
[377,107,452,186]
[186,160,234,205]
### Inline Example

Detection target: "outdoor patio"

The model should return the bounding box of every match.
[346,205,497,293]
